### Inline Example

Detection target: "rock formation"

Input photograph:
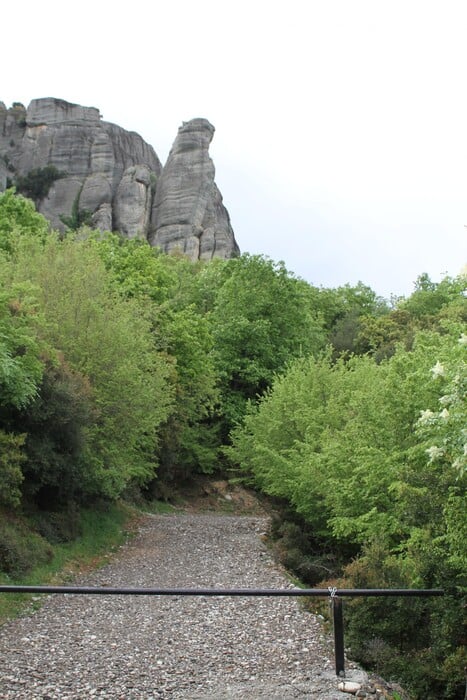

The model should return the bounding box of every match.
[0,98,239,260]
[149,118,239,260]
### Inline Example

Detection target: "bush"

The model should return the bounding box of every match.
[59,188,92,231]
[0,431,25,507]
[15,358,94,506]
[32,504,82,544]
[0,520,52,577]
[269,509,352,586]
[342,543,466,700]
[15,166,65,203]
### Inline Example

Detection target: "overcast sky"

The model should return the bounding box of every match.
[2,0,466,299]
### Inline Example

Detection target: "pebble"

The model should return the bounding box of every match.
[0,513,368,699]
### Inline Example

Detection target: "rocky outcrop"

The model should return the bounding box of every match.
[114,165,155,240]
[0,98,161,236]
[149,118,239,260]
[0,101,27,192]
[0,98,239,260]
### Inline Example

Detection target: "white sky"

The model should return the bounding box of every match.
[2,0,466,299]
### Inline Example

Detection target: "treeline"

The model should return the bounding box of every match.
[0,188,465,698]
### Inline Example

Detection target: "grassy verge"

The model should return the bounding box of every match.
[0,502,139,625]
[140,500,178,515]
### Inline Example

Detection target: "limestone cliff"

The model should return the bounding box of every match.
[0,98,239,260]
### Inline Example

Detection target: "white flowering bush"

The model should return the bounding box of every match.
[416,329,467,479]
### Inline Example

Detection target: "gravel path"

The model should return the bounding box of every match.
[0,513,368,699]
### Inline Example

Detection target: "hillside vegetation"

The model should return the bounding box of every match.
[0,188,465,698]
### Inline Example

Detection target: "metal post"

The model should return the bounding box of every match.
[332,595,345,676]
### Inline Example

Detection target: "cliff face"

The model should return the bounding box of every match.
[0,98,239,260]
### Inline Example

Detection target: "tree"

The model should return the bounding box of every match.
[94,234,220,480]
[0,189,49,255]
[229,323,466,698]
[401,272,458,318]
[8,234,174,498]
[12,358,94,506]
[0,279,48,509]
[310,281,390,357]
[0,285,45,409]
[15,166,65,204]
[0,431,25,507]
[95,233,179,304]
[208,254,326,436]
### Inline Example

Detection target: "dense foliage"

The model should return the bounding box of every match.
[0,191,324,502]
[0,188,465,698]
[229,296,466,698]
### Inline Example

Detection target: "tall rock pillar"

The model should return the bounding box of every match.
[149,118,239,260]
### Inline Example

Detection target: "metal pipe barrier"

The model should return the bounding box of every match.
[0,585,444,676]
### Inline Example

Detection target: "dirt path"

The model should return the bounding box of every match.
[0,511,368,699]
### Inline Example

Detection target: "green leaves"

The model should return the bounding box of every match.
[207,254,326,433]
[94,236,220,480]
[0,189,49,255]
[0,286,46,409]
[12,358,93,504]
[0,431,25,507]
[16,236,174,498]
[229,320,466,697]
[231,325,465,551]
[14,166,65,204]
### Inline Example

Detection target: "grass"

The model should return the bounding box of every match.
[140,499,178,514]
[0,502,138,625]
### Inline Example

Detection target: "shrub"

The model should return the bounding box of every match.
[59,188,92,231]
[342,543,466,700]
[0,520,52,577]
[0,431,25,507]
[15,165,65,203]
[32,504,82,544]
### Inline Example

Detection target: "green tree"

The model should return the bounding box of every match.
[0,189,49,255]
[0,285,45,409]
[0,280,49,509]
[230,323,466,698]
[355,273,467,361]
[10,358,94,506]
[15,165,65,203]
[8,234,174,498]
[400,272,466,319]
[0,431,25,507]
[95,233,179,304]
[208,254,326,436]
[94,235,220,480]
